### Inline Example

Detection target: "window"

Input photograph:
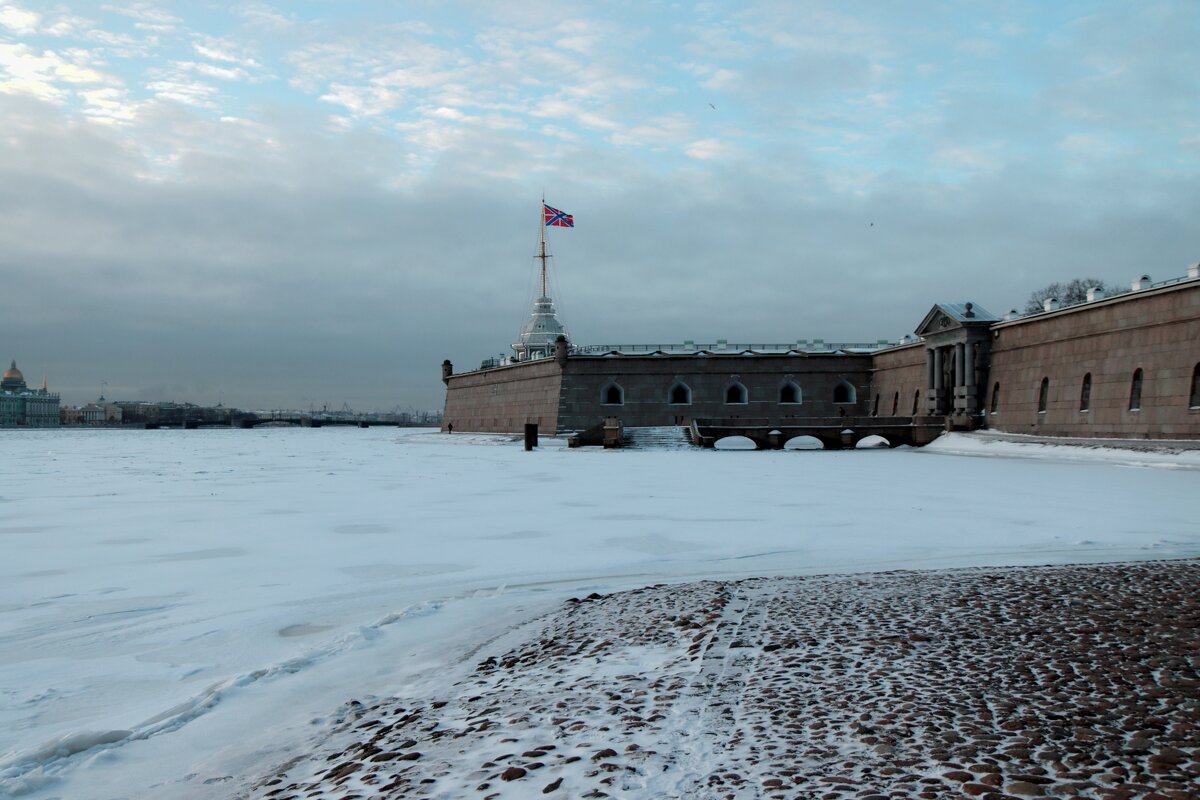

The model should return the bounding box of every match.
[724,382,748,404]
[892,392,899,416]
[601,382,623,405]
[990,382,1000,414]
[668,381,691,405]
[1079,373,1091,412]
[833,380,856,404]
[1191,363,1200,409]
[872,394,880,416]
[1129,368,1143,411]
[912,389,921,415]
[779,381,801,404]
[1038,377,1049,414]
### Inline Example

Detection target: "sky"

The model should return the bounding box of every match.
[0,1,1197,411]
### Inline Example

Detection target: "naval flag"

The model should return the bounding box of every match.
[543,203,574,228]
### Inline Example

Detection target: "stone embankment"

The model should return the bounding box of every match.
[246,561,1200,800]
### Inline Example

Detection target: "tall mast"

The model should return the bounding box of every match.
[538,199,550,297]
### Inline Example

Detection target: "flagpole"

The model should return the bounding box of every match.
[538,199,549,298]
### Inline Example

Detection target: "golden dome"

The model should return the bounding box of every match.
[2,360,26,391]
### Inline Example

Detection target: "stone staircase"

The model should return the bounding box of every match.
[622,426,696,450]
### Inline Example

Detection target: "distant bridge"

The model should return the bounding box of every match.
[230,411,412,429]
[690,416,948,449]
[133,411,428,429]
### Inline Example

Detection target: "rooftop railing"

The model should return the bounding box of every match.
[1001,268,1199,321]
[570,339,898,355]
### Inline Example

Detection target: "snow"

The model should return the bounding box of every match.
[1,427,1197,799]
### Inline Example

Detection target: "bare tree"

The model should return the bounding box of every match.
[1025,278,1118,313]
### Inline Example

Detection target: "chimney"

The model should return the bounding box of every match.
[1131,274,1151,291]
[1086,286,1104,302]
[554,335,569,366]
[1189,262,1200,280]
[1043,297,1059,312]
[441,359,453,384]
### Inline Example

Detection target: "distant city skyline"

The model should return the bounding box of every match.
[1,1,1197,409]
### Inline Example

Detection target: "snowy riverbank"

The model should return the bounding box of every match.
[2,429,1197,798]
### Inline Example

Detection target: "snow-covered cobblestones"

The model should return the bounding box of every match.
[246,560,1200,800]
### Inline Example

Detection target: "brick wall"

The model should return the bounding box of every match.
[985,281,1200,438]
[442,360,563,433]
[869,342,927,417]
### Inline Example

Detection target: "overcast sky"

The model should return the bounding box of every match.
[1,1,1197,411]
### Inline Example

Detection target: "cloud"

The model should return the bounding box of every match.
[179,60,249,82]
[101,2,179,30]
[609,113,692,149]
[685,137,735,160]
[699,67,737,91]
[80,85,137,122]
[0,43,113,102]
[1058,133,1120,159]
[43,12,93,38]
[234,3,295,31]
[193,40,261,68]
[933,145,1002,173]
[320,82,403,118]
[531,96,616,131]
[145,76,219,107]
[0,3,39,35]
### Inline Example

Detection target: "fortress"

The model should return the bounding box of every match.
[442,261,1200,447]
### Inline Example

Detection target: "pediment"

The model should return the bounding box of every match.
[914,302,997,338]
[914,305,961,337]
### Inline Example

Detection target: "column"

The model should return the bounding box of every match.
[954,342,965,390]
[926,349,936,390]
[932,347,944,414]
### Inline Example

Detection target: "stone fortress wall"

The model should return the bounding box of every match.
[442,269,1200,441]
[440,357,562,434]
[556,353,872,432]
[986,280,1200,438]
[866,342,928,419]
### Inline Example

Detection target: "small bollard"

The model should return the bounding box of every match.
[524,423,538,451]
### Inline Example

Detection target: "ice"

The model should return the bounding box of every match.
[0,427,1197,799]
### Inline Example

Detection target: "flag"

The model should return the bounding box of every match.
[543,203,574,228]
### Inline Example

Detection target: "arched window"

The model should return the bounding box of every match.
[990,382,1000,414]
[601,382,624,405]
[1079,373,1091,412]
[779,381,801,404]
[892,391,899,416]
[668,381,691,405]
[912,389,921,415]
[1038,377,1049,414]
[724,382,748,404]
[1129,368,1143,411]
[833,380,856,404]
[1191,363,1200,409]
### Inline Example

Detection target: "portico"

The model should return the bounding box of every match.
[914,303,998,420]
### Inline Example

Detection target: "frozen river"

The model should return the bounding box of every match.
[1,427,1197,799]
